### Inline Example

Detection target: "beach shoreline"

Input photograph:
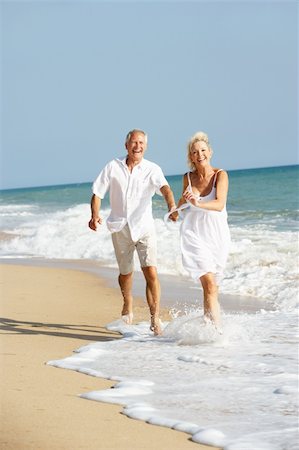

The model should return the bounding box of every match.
[1,257,271,313]
[1,262,219,450]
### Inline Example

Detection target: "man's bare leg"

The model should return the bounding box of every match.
[118,273,134,324]
[142,266,161,335]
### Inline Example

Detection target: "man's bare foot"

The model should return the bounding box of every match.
[121,312,133,325]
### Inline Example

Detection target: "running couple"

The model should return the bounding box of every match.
[88,129,230,335]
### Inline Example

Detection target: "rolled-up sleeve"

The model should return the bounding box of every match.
[92,163,111,199]
[152,165,169,195]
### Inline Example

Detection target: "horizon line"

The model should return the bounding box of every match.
[1,163,298,192]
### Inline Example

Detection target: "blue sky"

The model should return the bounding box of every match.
[1,0,298,189]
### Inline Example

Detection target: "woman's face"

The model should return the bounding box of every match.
[190,140,211,166]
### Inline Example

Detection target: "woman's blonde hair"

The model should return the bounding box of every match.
[187,131,212,170]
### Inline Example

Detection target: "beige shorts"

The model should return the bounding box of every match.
[111,224,157,275]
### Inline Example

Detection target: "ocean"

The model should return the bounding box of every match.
[1,164,298,449]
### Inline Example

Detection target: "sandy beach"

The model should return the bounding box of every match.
[0,263,219,450]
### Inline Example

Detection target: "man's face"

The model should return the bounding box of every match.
[125,132,147,164]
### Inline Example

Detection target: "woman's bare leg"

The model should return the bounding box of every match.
[200,272,221,327]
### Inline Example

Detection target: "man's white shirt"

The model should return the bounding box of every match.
[92,157,169,241]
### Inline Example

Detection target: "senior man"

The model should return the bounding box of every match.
[89,129,177,335]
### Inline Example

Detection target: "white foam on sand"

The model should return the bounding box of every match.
[48,308,298,450]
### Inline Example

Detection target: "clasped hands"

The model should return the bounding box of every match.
[167,206,178,222]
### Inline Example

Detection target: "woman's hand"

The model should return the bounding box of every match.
[183,189,200,207]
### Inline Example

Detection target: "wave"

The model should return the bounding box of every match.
[0,203,298,311]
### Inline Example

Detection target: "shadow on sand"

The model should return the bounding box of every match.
[0,317,120,342]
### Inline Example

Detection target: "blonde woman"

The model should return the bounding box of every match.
[176,131,231,328]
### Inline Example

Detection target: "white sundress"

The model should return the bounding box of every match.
[180,170,231,284]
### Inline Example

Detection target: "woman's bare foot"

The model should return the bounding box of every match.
[203,313,222,334]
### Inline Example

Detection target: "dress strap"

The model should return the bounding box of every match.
[187,172,192,190]
[213,169,223,187]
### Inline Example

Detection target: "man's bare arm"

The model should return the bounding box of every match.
[88,194,102,231]
[160,185,178,221]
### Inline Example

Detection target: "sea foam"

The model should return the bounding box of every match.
[48,309,298,450]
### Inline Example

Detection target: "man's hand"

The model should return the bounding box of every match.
[88,217,102,231]
[168,208,179,222]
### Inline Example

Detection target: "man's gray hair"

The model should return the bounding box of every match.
[125,129,148,145]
